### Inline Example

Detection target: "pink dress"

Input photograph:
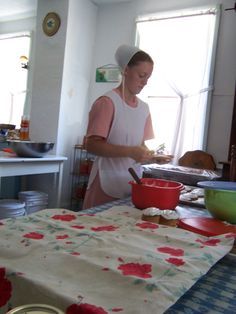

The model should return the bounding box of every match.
[83,89,154,209]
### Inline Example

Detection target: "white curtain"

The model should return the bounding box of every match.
[136,6,220,163]
[166,84,214,164]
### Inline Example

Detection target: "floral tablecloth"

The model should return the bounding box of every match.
[0,205,235,314]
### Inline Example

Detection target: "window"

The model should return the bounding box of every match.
[136,6,220,163]
[0,33,31,128]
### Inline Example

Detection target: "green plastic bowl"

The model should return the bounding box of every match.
[198,181,236,224]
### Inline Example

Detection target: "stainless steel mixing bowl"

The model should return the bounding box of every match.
[8,140,54,158]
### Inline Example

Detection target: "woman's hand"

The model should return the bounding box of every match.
[86,136,154,162]
[129,145,154,162]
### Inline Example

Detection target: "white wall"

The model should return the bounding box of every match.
[207,1,236,161]
[30,0,69,144]
[57,0,97,207]
[26,0,97,207]
[26,0,69,206]
[0,16,35,34]
[89,0,236,166]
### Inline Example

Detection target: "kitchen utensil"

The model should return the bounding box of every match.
[6,304,64,314]
[197,181,236,223]
[129,178,183,210]
[18,190,48,214]
[0,123,16,130]
[7,140,54,158]
[178,217,236,237]
[0,199,25,219]
[128,167,142,184]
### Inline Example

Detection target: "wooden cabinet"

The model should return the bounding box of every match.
[70,144,94,211]
[228,83,236,159]
[220,84,236,180]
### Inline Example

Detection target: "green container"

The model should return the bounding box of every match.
[198,181,236,224]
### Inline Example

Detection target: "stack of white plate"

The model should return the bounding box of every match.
[0,199,26,219]
[18,191,48,214]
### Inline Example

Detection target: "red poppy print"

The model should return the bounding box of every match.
[196,238,221,246]
[136,222,159,229]
[70,252,80,256]
[66,302,108,314]
[0,268,12,307]
[52,214,77,221]
[118,262,152,278]
[166,258,185,267]
[56,234,69,240]
[71,225,85,229]
[91,225,119,232]
[111,309,123,312]
[157,247,184,256]
[23,232,44,240]
[225,233,236,239]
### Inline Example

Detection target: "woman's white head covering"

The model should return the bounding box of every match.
[115,44,141,71]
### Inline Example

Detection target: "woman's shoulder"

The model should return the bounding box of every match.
[90,93,114,116]
[93,89,120,108]
[93,93,114,107]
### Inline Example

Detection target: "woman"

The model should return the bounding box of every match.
[83,44,155,209]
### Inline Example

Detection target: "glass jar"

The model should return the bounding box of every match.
[20,115,30,140]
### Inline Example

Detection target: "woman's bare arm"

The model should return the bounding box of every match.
[85,135,154,163]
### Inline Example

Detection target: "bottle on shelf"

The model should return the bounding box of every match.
[20,115,30,141]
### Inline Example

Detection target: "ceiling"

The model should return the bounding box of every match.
[0,0,130,21]
[92,0,131,4]
[0,0,37,21]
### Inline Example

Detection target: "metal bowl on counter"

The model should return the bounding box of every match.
[7,140,54,158]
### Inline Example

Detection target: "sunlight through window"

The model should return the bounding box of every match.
[136,6,220,162]
[0,33,31,128]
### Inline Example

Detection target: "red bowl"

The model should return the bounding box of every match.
[129,178,183,210]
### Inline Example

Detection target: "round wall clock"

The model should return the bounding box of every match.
[42,12,61,37]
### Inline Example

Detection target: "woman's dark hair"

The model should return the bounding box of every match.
[128,50,153,67]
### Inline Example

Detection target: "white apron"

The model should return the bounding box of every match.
[87,90,150,198]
